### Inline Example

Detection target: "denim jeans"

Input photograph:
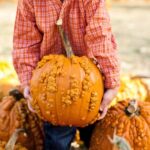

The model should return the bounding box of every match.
[43,122,76,150]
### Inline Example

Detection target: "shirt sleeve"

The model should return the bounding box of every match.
[13,0,42,86]
[83,0,120,88]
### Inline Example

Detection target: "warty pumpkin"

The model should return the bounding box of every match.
[90,99,150,150]
[0,89,44,150]
[30,19,104,127]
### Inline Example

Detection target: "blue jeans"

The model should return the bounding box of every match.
[43,122,76,150]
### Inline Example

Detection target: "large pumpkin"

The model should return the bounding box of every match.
[90,99,150,150]
[0,89,44,150]
[30,20,104,127]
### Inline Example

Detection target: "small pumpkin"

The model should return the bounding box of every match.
[30,20,104,127]
[0,89,44,150]
[90,99,150,150]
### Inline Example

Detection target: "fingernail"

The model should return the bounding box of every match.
[99,107,103,111]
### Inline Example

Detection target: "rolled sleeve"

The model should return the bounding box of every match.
[84,0,120,88]
[13,0,42,86]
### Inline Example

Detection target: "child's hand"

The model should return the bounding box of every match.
[23,86,36,113]
[24,86,31,100]
[99,87,119,120]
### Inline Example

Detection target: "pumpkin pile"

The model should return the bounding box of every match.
[0,89,44,150]
[132,76,150,101]
[30,20,104,127]
[111,75,150,106]
[90,99,150,150]
[0,61,19,100]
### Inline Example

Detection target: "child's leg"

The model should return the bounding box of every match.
[79,123,96,148]
[43,122,76,150]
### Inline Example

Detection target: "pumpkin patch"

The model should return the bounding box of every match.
[0,89,44,150]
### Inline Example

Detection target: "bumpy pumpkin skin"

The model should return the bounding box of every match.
[30,55,104,127]
[0,92,44,150]
[90,100,150,150]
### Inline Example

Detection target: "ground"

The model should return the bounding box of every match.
[110,4,150,76]
[0,2,150,76]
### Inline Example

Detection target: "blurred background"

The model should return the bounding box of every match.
[0,0,150,85]
[0,1,150,149]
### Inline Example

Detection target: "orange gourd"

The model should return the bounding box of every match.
[90,99,150,150]
[30,20,104,127]
[0,89,44,150]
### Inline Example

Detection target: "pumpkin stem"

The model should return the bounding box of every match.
[5,128,27,150]
[108,130,131,150]
[9,89,24,101]
[56,19,74,58]
[125,99,140,116]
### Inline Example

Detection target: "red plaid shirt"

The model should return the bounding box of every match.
[13,0,120,88]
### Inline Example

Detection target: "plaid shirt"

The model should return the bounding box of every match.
[13,0,120,88]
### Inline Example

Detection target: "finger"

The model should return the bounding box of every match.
[24,88,32,100]
[100,99,110,111]
[100,98,111,111]
[98,107,108,120]
[27,100,36,113]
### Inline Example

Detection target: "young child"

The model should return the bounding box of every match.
[13,0,120,149]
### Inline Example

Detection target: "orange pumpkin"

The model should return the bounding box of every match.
[90,99,150,150]
[0,89,44,150]
[30,20,104,127]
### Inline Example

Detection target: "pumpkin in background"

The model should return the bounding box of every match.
[0,61,19,100]
[131,76,150,102]
[30,20,104,127]
[111,75,150,106]
[0,89,44,150]
[90,99,150,150]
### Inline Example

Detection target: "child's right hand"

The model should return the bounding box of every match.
[24,86,31,100]
[23,86,36,113]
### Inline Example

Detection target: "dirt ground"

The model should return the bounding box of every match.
[110,4,150,76]
[0,2,150,76]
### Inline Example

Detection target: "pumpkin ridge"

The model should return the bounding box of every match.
[65,58,73,126]
[71,57,84,125]
[53,60,60,125]
[51,59,59,125]
[55,57,65,125]
[77,58,89,126]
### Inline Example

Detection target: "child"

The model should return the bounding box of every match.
[13,0,120,149]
